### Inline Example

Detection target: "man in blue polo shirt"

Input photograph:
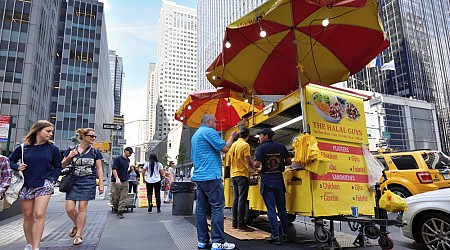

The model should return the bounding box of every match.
[111,147,133,219]
[191,114,238,250]
[254,128,291,245]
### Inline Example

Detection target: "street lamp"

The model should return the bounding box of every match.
[125,119,149,125]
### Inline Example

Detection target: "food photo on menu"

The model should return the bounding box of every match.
[312,92,361,123]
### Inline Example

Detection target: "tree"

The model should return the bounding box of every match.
[162,153,170,167]
[176,143,188,165]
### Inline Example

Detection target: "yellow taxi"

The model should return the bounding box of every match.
[375,150,450,198]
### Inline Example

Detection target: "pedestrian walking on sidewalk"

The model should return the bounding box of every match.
[162,172,171,203]
[0,154,12,210]
[8,120,62,250]
[229,128,257,232]
[143,154,164,213]
[128,165,139,194]
[61,128,104,245]
[254,128,291,245]
[191,114,238,250]
[166,161,175,202]
[111,147,133,219]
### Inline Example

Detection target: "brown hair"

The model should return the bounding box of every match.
[76,128,95,140]
[23,120,55,145]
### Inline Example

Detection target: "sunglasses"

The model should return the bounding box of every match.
[86,134,97,139]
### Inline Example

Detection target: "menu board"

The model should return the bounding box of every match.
[310,139,375,216]
[305,85,368,144]
[304,85,374,216]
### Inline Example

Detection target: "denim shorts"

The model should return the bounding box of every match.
[19,179,54,200]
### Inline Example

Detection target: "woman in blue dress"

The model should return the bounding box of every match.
[61,128,104,245]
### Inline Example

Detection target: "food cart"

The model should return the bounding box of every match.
[223,83,399,249]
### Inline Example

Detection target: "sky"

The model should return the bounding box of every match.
[103,0,197,146]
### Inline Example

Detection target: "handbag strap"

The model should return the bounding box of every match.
[20,143,24,164]
[71,145,92,166]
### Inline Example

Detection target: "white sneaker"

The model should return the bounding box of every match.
[212,242,235,250]
[24,244,32,250]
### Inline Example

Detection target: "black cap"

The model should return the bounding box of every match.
[257,128,275,138]
[124,147,134,153]
[239,128,250,137]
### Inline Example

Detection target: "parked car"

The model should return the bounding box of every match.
[375,150,450,198]
[400,188,450,250]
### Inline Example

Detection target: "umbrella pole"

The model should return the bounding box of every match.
[251,89,255,126]
[291,0,308,133]
[220,98,223,136]
[299,83,308,133]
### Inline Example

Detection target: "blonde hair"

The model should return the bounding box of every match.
[24,120,55,145]
[164,172,170,177]
[76,128,95,140]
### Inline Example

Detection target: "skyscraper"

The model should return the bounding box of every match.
[108,50,125,157]
[0,0,60,154]
[51,0,113,151]
[197,0,267,90]
[153,0,197,140]
[109,50,124,116]
[146,62,157,140]
[348,0,450,151]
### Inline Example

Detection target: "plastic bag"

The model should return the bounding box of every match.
[379,189,408,212]
[4,170,24,205]
[362,145,384,186]
[170,182,196,193]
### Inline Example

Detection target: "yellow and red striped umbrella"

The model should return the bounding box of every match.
[206,0,389,95]
[175,88,264,131]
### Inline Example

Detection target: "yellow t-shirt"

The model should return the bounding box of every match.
[229,138,251,178]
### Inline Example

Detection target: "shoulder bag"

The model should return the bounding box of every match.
[5,144,25,205]
[59,146,90,193]
[59,167,75,192]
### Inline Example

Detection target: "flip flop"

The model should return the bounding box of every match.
[69,227,77,237]
[73,236,83,245]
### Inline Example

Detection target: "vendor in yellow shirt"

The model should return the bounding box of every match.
[229,128,258,232]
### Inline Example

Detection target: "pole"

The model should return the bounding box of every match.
[105,129,113,200]
[290,0,308,133]
[5,116,12,155]
[251,89,255,126]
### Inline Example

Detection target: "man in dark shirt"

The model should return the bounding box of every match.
[254,128,291,245]
[111,147,133,219]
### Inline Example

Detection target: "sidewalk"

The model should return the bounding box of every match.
[0,188,197,250]
[0,188,400,250]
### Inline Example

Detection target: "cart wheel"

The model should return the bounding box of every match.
[378,235,394,250]
[131,207,133,212]
[314,228,331,243]
[365,225,380,239]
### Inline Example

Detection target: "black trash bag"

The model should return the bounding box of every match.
[170,182,196,193]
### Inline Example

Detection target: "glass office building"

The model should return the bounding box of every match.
[109,50,123,116]
[348,0,450,152]
[51,0,113,151]
[0,0,60,154]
